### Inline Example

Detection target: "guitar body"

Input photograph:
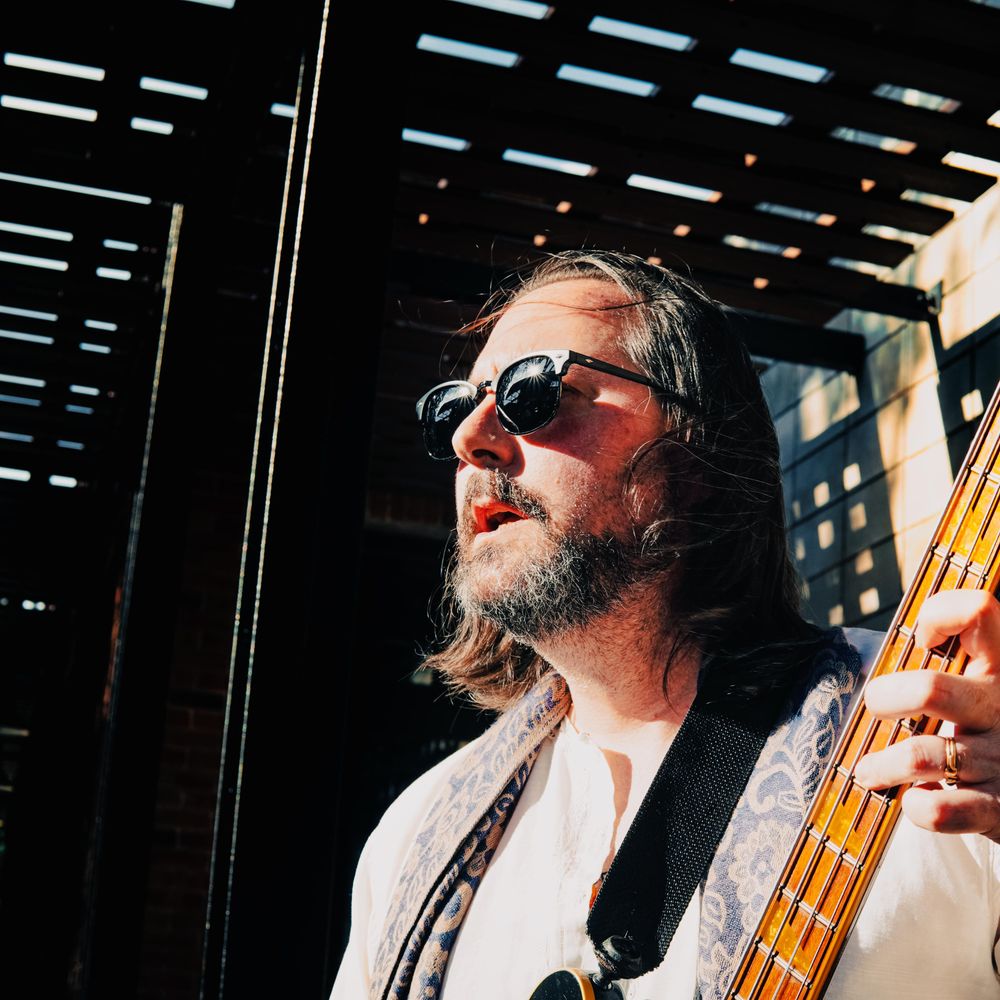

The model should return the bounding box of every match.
[529,968,623,1000]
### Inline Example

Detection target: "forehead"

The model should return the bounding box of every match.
[472,278,634,375]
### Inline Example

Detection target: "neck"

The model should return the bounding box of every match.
[530,590,699,755]
[530,589,699,854]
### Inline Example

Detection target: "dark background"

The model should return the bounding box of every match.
[0,1,998,998]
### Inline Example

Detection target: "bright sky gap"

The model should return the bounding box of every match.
[139,76,208,100]
[3,52,105,80]
[131,117,174,135]
[0,304,57,321]
[729,48,829,83]
[0,330,55,345]
[556,64,657,97]
[0,220,72,241]
[588,16,694,51]
[503,148,595,176]
[402,128,470,152]
[1,95,98,121]
[0,250,68,271]
[693,94,789,126]
[416,34,520,68]
[627,174,721,202]
[0,172,152,205]
[447,0,551,17]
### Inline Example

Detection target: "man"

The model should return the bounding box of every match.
[332,251,1000,999]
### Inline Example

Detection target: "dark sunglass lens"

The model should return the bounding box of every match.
[421,383,477,459]
[496,355,561,434]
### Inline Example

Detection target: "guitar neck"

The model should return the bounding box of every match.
[724,379,1000,1000]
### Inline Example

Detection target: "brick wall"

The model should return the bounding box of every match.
[135,359,259,997]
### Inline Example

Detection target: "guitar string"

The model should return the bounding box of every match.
[780,598,967,997]
[725,423,1000,999]
[735,421,1000,1000]
[775,442,1000,999]
[741,519,966,999]
[769,434,1000,999]
[783,463,1000,1000]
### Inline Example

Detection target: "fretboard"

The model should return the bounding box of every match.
[724,379,1000,1000]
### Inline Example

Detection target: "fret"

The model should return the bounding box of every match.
[980,510,1000,578]
[836,716,897,764]
[938,464,1000,576]
[725,379,1000,1000]
[745,795,899,999]
[811,771,887,860]
[899,552,940,630]
[944,469,983,558]
[734,946,810,1000]
[932,539,988,583]
[879,630,914,673]
[789,834,860,912]
[900,715,928,736]
[970,406,1000,470]
[757,815,877,981]
[953,475,999,564]
[832,763,855,782]
[778,887,836,929]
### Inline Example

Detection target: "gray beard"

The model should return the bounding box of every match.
[453,528,644,642]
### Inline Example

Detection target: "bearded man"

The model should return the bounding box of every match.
[331,251,1000,1000]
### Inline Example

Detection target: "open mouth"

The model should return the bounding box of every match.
[472,500,529,534]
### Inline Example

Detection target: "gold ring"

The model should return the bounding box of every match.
[943,735,960,787]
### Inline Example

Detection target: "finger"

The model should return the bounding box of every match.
[854,733,992,790]
[900,782,1000,839]
[863,670,998,732]
[914,590,1000,675]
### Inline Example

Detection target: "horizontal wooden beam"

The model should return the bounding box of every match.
[422,1,1000,161]
[405,74,957,234]
[400,145,916,267]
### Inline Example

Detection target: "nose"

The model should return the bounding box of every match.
[451,389,519,470]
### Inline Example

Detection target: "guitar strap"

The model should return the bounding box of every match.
[587,669,790,985]
[371,628,875,1000]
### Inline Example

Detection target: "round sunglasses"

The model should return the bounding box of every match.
[415,349,671,461]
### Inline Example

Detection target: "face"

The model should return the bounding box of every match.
[449,278,670,640]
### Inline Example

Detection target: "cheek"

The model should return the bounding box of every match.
[532,455,624,528]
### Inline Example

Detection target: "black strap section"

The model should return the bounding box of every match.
[586,685,786,981]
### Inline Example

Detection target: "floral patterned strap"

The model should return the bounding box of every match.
[372,675,571,1000]
[369,628,879,1000]
[697,628,878,1000]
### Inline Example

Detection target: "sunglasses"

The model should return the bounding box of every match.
[415,348,665,461]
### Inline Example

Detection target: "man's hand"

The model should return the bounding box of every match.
[854,589,1000,843]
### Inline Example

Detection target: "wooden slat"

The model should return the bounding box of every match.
[422,1,1000,160]
[405,73,958,234]
[396,184,872,296]
[787,0,1000,58]
[394,184,931,320]
[393,225,850,327]
[408,61,990,206]
[401,146,917,267]
[574,0,1000,114]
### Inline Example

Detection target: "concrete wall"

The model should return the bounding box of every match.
[762,182,1000,631]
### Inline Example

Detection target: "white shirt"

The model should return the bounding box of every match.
[331,717,1000,999]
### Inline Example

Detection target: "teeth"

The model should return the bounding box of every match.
[484,509,523,531]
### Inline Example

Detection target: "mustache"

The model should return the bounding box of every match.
[461,470,551,523]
